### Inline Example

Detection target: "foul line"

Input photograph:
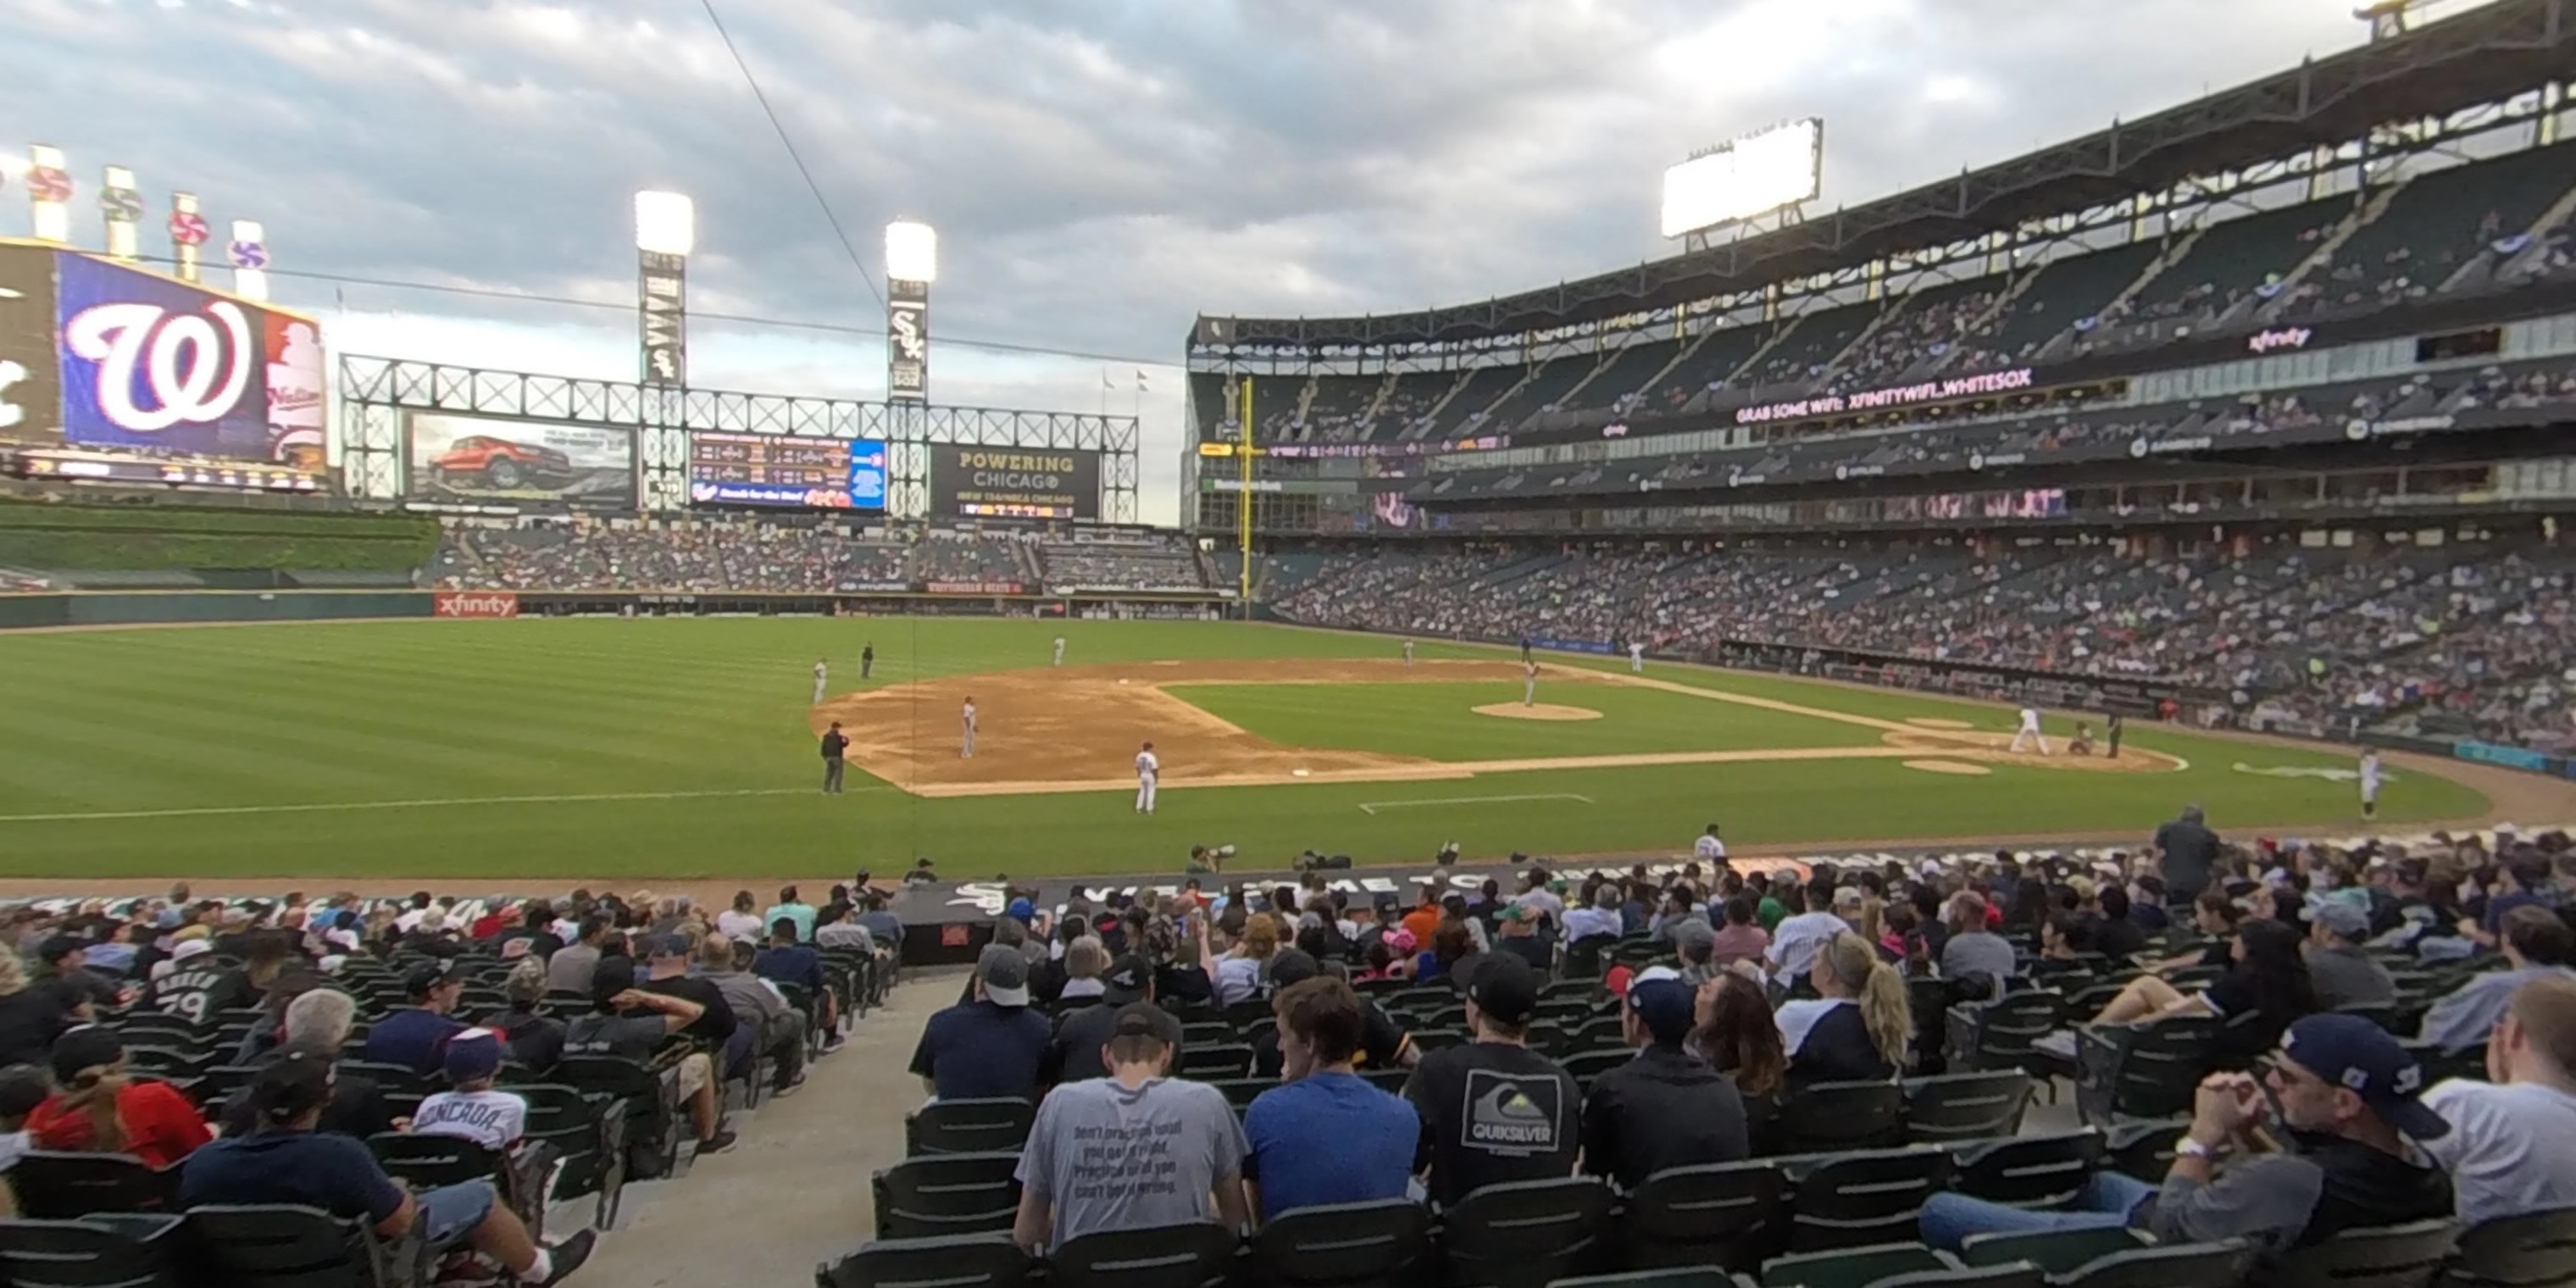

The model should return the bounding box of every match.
[0,786,890,824]
[1358,793,1596,815]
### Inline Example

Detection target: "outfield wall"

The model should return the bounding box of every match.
[0,587,1229,630]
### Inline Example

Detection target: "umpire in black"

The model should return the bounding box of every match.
[821,721,850,794]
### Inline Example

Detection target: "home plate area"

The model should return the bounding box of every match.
[807,658,2180,799]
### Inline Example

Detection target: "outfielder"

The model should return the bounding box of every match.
[2360,749,2384,819]
[1402,639,1414,665]
[961,697,978,758]
[812,658,829,704]
[1053,636,1066,666]
[1628,641,1645,673]
[1135,741,1160,814]
[2008,705,2050,754]
[1523,660,1538,708]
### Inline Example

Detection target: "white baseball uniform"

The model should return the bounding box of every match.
[1135,748,1159,813]
[1695,833,1726,863]
[2009,706,2049,754]
[1629,642,1645,673]
[961,702,977,758]
[1524,662,1538,708]
[812,661,828,704]
[1052,636,1065,666]
[2360,753,2384,814]
[1402,640,1414,665]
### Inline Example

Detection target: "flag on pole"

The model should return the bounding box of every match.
[1135,369,1150,392]
[1101,369,1114,391]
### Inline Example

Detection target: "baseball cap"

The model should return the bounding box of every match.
[1625,966,1696,1046]
[976,944,1032,1007]
[1268,947,1320,988]
[49,1024,125,1085]
[644,933,691,961]
[2312,900,2372,939]
[2279,1013,2451,1141]
[1005,897,1036,924]
[1499,902,1535,924]
[169,938,214,964]
[404,962,468,1000]
[1109,1002,1180,1051]
[442,1028,505,1082]
[1466,953,1540,1028]
[1101,952,1152,1003]
[1671,919,1717,963]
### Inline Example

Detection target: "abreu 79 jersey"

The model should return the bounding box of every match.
[150,965,254,1026]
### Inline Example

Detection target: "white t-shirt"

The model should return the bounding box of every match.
[1768,911,1851,981]
[1694,835,1727,863]
[412,1089,529,1152]
[1775,997,1853,1055]
[2418,1079,2576,1225]
[1136,750,1159,779]
[715,910,767,941]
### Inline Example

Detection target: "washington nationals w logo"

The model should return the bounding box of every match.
[63,300,255,433]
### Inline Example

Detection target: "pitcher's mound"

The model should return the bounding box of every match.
[1904,758,1994,775]
[1474,702,1603,722]
[1905,718,1977,730]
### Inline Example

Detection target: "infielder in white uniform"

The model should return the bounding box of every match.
[1523,660,1538,708]
[2008,705,2050,754]
[812,658,828,704]
[1402,639,1414,665]
[1052,636,1066,666]
[2359,749,2384,819]
[1135,741,1159,814]
[1629,641,1646,673]
[961,697,977,758]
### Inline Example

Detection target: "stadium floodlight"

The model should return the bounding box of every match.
[633,190,696,257]
[1660,118,1824,241]
[885,219,938,284]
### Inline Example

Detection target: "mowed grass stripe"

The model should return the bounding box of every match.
[1165,680,1880,761]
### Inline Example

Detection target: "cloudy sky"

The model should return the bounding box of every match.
[1,0,2402,521]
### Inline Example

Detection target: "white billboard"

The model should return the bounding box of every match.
[1660,118,1824,238]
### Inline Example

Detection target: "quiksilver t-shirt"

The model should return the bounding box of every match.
[1402,1039,1580,1208]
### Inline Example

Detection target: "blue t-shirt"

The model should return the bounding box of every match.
[908,1000,1052,1101]
[1242,1071,1419,1220]
[360,1008,467,1074]
[179,1130,407,1224]
[753,945,825,993]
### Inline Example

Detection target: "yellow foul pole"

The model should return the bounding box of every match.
[1236,375,1255,606]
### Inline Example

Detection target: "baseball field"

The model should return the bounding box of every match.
[0,615,2531,882]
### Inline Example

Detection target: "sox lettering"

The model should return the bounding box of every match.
[64,300,254,433]
[890,303,924,360]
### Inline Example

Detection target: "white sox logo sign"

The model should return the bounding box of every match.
[0,360,24,430]
[64,299,255,433]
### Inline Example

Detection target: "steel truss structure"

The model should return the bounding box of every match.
[337,355,1141,522]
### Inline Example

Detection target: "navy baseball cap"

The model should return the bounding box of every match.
[442,1029,505,1082]
[2279,1013,2451,1141]
[1624,966,1697,1046]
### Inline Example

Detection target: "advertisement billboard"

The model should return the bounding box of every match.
[686,433,888,509]
[432,591,520,619]
[407,413,635,506]
[51,249,325,464]
[0,243,62,446]
[887,278,928,402]
[1660,118,1824,238]
[929,444,1099,519]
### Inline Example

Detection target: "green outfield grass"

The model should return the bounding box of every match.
[0,616,2495,880]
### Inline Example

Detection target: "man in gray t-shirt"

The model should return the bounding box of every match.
[1013,1003,1249,1250]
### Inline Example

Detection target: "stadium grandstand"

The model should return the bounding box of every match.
[12,3,2576,1288]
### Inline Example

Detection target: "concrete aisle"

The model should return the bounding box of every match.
[569,969,957,1286]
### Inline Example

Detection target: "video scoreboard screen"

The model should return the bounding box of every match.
[928,444,1098,519]
[687,433,887,508]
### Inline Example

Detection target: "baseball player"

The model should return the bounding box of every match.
[812,658,829,705]
[2360,749,2384,819]
[2008,705,2050,754]
[1628,641,1646,674]
[1135,741,1160,815]
[1052,636,1066,666]
[1402,639,1414,665]
[961,696,978,758]
[1523,660,1539,708]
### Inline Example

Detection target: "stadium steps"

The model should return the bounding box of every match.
[1459,551,1567,594]
[2253,177,2412,324]
[1552,339,1636,410]
[1288,375,1319,441]
[1351,372,1398,440]
[2030,224,2210,364]
[2476,173,2576,287]
[1629,327,1716,408]
[1719,308,1813,394]
[1408,369,1478,440]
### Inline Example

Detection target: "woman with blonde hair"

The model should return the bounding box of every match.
[24,1026,209,1166]
[1202,914,1280,1005]
[0,952,69,1069]
[1777,931,1910,1085]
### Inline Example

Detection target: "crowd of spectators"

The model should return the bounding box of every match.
[433,524,1101,593]
[1039,535,1209,592]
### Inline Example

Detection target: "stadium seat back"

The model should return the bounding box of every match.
[870,1151,1022,1241]
[10,1152,177,1220]
[1178,1043,1254,1079]
[1901,1071,2032,1142]
[1781,1147,1951,1252]
[2075,1019,2216,1124]
[2447,1205,2576,1288]
[1208,1078,1269,1110]
[1956,1227,2147,1274]
[2274,1219,2458,1288]
[903,1098,1036,1158]
[181,1203,404,1288]
[1777,1080,1904,1154]
[1440,1175,1614,1288]
[1563,1048,1632,1091]
[1944,1131,2102,1209]
[1049,1219,1240,1288]
[1870,1263,2045,1288]
[365,1132,506,1191]
[1759,1241,1951,1288]
[0,1213,186,1288]
[2051,1241,2250,1288]
[815,1234,1034,1288]
[1621,1161,1785,1271]
[1247,1196,1429,1288]
[1548,1270,1742,1288]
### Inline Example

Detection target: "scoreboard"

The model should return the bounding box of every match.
[686,432,887,509]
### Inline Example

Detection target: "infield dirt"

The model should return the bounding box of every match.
[809,658,2184,798]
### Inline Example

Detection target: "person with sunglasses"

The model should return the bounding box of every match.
[1920,1013,2453,1266]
